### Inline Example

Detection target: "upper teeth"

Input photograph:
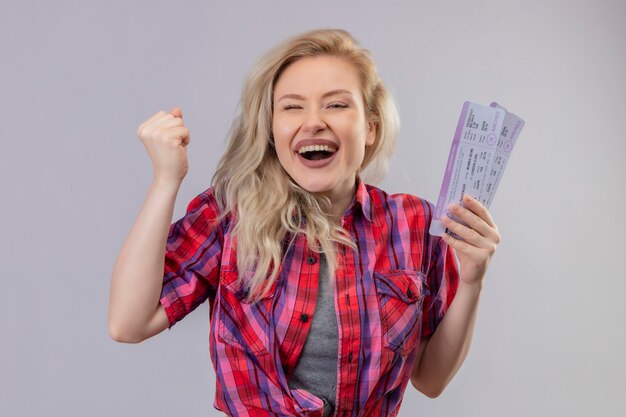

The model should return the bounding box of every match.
[297,145,337,154]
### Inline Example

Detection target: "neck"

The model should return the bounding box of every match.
[322,176,357,219]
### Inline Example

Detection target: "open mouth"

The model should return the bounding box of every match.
[297,144,338,161]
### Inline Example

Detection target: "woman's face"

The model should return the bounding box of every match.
[272,55,375,210]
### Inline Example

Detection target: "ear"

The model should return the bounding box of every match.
[365,119,377,146]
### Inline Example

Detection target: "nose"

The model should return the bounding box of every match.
[301,109,327,134]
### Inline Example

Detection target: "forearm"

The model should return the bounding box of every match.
[411,280,483,397]
[108,178,182,341]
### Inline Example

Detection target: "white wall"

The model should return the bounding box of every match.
[1,1,624,416]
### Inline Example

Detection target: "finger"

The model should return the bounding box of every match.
[448,201,498,241]
[154,117,184,130]
[461,194,496,228]
[138,111,177,136]
[137,110,167,134]
[441,232,480,257]
[147,111,178,128]
[167,126,191,146]
[447,203,492,239]
[144,110,167,124]
[440,214,486,247]
[171,107,183,118]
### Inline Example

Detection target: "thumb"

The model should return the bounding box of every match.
[171,107,183,118]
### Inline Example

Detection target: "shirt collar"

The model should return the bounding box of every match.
[351,176,373,223]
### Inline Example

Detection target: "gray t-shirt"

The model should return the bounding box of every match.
[287,254,338,417]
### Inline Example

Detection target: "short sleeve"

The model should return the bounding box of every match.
[159,188,224,329]
[420,235,460,337]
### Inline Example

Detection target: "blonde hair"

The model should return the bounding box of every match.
[212,29,400,301]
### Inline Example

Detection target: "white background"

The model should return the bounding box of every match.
[1,1,624,416]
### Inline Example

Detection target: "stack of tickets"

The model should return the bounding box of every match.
[429,101,525,237]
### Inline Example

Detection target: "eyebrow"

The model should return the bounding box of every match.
[276,89,354,102]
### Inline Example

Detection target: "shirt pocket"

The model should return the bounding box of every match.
[217,270,278,356]
[373,270,429,355]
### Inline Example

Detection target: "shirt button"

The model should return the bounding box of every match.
[307,256,316,265]
[406,289,414,298]
[348,352,353,362]
[301,313,309,323]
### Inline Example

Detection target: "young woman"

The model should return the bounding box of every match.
[108,29,500,417]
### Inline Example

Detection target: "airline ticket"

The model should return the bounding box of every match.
[429,101,524,237]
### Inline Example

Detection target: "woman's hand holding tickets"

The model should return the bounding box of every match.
[440,194,501,287]
[136,107,190,183]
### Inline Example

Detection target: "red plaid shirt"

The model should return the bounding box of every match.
[160,178,459,417]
